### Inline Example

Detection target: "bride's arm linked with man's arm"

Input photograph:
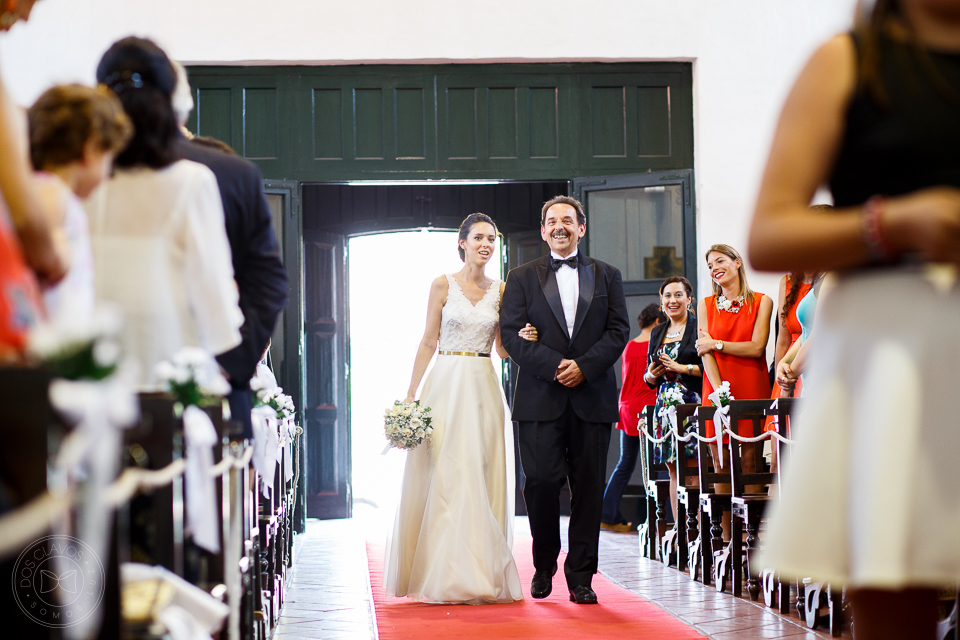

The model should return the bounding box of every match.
[403,276,448,403]
[500,266,629,387]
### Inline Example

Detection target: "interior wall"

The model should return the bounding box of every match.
[0,0,857,300]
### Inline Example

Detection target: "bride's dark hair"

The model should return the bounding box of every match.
[457,213,498,262]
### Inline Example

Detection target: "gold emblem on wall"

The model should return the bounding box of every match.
[644,246,683,279]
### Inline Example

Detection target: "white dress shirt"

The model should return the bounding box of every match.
[551,250,579,337]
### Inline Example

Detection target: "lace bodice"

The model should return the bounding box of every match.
[439,274,501,353]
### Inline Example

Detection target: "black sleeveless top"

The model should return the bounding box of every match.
[830,33,960,207]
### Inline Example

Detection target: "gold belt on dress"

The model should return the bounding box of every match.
[438,350,490,358]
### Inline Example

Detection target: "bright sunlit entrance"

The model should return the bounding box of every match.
[348,230,505,523]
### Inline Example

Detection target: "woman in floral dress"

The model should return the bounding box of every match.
[644,276,703,523]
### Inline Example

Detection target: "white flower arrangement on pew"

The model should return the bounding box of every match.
[154,347,230,554]
[383,400,433,451]
[253,384,296,422]
[154,347,231,407]
[709,380,735,408]
[657,385,685,435]
[707,381,736,457]
[27,306,125,380]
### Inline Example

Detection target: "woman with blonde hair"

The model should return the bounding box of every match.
[696,244,772,473]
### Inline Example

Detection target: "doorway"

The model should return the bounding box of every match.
[348,230,505,522]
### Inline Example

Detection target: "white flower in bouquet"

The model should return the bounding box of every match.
[383,400,433,450]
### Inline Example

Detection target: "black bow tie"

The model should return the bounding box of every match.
[550,255,579,271]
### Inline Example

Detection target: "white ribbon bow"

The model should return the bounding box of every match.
[48,367,138,640]
[251,406,279,495]
[707,387,732,469]
[183,405,220,554]
[657,404,678,434]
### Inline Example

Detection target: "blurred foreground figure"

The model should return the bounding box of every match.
[749,1,960,638]
[171,60,289,438]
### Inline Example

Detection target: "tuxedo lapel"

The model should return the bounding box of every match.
[569,258,596,344]
[536,258,569,338]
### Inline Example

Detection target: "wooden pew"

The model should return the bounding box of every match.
[0,368,59,639]
[724,399,775,599]
[760,397,796,614]
[638,405,671,561]
[667,403,701,575]
[694,404,728,588]
[124,393,184,575]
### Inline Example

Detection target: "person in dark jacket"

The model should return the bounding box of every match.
[171,60,288,437]
[501,195,630,605]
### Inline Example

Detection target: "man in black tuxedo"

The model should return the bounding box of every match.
[501,196,629,604]
[170,62,289,437]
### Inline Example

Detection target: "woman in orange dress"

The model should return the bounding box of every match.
[696,244,772,476]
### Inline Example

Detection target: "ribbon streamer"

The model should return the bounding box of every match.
[48,369,139,640]
[183,405,220,554]
[251,406,279,494]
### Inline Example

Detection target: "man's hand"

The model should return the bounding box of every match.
[556,359,585,387]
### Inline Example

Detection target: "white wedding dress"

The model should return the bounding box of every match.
[383,274,523,604]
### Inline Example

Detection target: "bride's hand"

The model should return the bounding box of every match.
[519,323,539,342]
[402,396,415,404]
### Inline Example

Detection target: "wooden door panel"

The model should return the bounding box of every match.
[303,230,350,519]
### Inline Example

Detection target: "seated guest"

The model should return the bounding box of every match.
[644,276,703,526]
[696,244,772,487]
[88,37,243,388]
[600,302,661,532]
[28,84,132,322]
[170,59,289,438]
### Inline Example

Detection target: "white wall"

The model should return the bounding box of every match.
[0,0,856,300]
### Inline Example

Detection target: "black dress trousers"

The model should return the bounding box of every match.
[518,402,612,589]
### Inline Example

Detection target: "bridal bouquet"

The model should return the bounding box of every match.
[383,400,433,451]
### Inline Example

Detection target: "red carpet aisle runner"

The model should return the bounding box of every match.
[366,535,706,640]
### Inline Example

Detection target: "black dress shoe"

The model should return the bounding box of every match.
[568,585,598,604]
[530,563,558,599]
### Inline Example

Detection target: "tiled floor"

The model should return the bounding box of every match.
[596,529,851,640]
[273,518,378,640]
[272,513,850,640]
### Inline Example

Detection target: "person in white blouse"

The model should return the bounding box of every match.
[88,37,243,389]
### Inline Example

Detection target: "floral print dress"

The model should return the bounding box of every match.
[651,341,701,465]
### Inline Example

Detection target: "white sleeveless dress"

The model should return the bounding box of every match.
[383,274,523,604]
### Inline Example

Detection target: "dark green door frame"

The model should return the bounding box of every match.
[193,63,696,520]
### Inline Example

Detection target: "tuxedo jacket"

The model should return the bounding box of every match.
[175,136,289,387]
[501,254,630,423]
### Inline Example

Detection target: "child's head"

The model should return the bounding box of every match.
[28,84,133,198]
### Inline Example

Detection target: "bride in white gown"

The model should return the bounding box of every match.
[384,213,535,604]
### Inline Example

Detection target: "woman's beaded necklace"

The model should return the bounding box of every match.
[716,293,746,314]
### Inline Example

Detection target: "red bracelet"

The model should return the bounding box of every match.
[861,196,896,263]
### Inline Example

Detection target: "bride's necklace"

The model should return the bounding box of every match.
[716,293,745,314]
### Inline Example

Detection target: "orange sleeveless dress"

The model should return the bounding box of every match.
[702,293,771,440]
[762,280,811,433]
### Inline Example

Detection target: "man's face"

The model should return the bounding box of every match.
[541,203,585,258]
